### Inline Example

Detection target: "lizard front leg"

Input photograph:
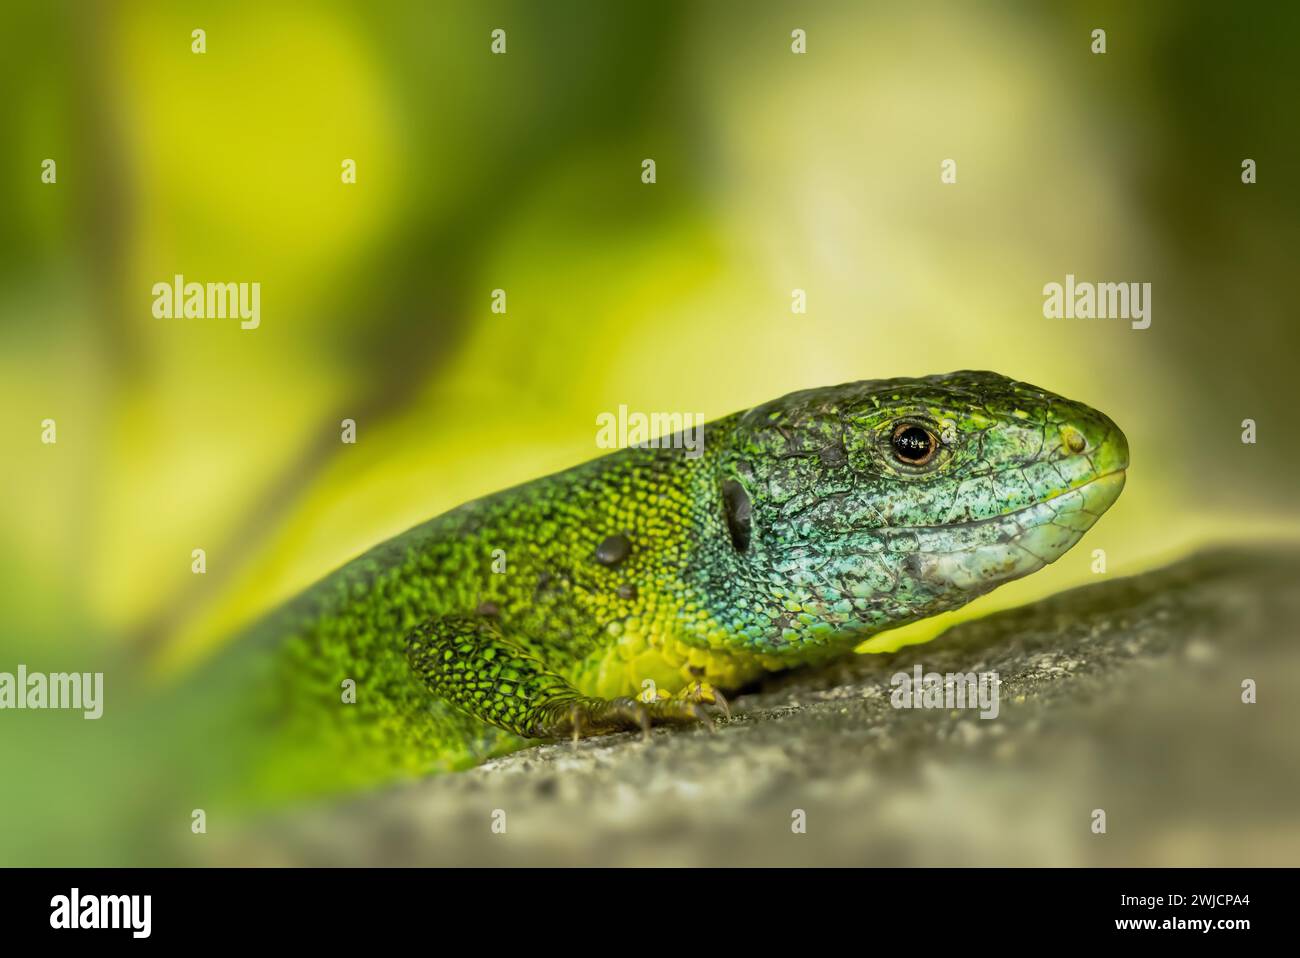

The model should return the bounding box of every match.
[405,616,718,741]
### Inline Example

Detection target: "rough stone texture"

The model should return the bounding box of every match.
[217,547,1300,866]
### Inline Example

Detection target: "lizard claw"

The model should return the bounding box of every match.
[569,703,584,747]
[711,688,732,721]
[686,702,716,732]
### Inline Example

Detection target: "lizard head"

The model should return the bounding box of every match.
[709,370,1128,652]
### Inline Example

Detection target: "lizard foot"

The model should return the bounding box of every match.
[674,681,732,721]
[538,692,722,743]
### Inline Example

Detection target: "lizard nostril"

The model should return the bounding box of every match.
[1061,426,1087,455]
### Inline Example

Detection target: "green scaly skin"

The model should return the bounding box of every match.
[200,370,1128,803]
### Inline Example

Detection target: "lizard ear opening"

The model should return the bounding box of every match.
[721,479,752,553]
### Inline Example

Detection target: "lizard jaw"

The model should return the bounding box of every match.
[907,469,1127,593]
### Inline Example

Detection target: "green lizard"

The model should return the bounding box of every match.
[197,370,1127,803]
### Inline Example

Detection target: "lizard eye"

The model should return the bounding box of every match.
[721,479,752,553]
[891,423,938,466]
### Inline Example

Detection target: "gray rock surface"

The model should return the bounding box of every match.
[219,547,1300,866]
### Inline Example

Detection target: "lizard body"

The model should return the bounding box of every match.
[200,370,1128,802]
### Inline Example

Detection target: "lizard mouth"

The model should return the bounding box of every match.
[905,469,1127,592]
[962,467,1127,528]
[783,468,1126,549]
[780,469,1127,587]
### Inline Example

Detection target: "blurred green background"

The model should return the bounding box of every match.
[1,1,1297,863]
